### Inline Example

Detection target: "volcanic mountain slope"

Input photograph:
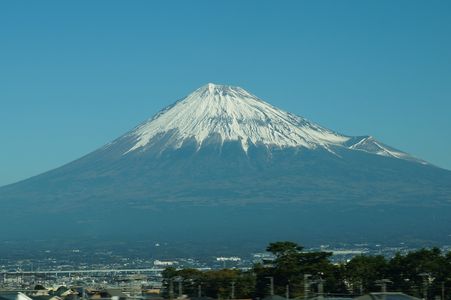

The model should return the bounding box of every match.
[0,83,450,244]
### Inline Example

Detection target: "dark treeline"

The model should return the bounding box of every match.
[162,241,451,300]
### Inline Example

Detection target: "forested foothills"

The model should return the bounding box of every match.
[162,242,451,299]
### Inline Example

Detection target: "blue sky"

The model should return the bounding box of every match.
[1,1,451,186]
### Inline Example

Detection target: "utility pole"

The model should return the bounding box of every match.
[169,278,174,300]
[178,278,183,297]
[231,281,236,299]
[304,274,312,300]
[441,282,445,300]
[198,284,202,298]
[375,278,392,300]
[375,279,392,293]
[286,284,290,300]
[419,273,430,300]
[318,278,325,300]
[266,276,274,296]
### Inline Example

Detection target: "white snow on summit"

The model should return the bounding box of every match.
[122,83,424,164]
[125,83,348,153]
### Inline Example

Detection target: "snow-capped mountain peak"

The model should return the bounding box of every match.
[125,83,349,153]
[120,83,424,164]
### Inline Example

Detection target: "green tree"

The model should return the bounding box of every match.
[161,267,255,299]
[388,248,450,299]
[254,241,336,298]
[344,255,388,294]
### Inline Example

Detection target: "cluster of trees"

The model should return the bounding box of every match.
[162,241,451,300]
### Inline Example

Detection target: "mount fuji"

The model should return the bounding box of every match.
[1,83,450,245]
